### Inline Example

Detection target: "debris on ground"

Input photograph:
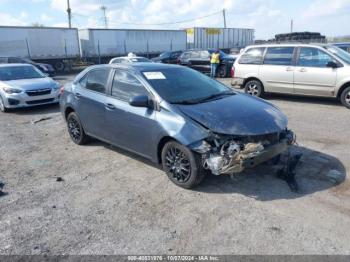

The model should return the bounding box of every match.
[0,181,7,197]
[56,177,64,182]
[31,117,52,124]
[326,170,345,184]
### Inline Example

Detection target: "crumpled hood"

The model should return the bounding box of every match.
[176,94,288,136]
[3,78,57,91]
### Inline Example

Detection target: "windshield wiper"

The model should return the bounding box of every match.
[195,91,235,103]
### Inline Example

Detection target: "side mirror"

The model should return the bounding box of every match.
[129,95,152,108]
[327,61,338,68]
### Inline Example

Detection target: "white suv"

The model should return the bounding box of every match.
[231,44,350,108]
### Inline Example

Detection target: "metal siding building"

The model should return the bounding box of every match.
[186,27,254,50]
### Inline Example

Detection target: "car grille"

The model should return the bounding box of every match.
[26,98,54,105]
[26,88,51,96]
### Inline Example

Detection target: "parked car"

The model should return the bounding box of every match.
[151,51,183,64]
[0,64,61,112]
[109,55,152,64]
[60,63,295,188]
[178,49,235,78]
[0,56,56,77]
[231,44,350,108]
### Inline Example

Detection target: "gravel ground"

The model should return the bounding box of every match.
[0,74,349,255]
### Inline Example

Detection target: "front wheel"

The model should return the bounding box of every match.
[244,80,264,97]
[161,141,206,189]
[340,86,350,109]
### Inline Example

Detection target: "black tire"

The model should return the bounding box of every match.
[218,65,227,78]
[66,112,89,145]
[340,86,350,109]
[54,61,65,71]
[0,96,9,113]
[161,141,206,189]
[244,79,264,97]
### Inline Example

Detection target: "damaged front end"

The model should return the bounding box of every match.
[190,129,296,176]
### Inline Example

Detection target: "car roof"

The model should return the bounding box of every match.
[0,63,33,68]
[113,56,149,59]
[245,43,331,49]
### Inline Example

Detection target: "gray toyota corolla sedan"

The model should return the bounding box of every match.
[60,63,295,188]
[0,64,60,112]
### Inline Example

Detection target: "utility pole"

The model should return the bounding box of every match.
[223,9,227,28]
[291,19,293,33]
[101,6,108,29]
[67,0,72,28]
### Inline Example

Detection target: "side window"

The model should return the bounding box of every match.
[264,47,295,66]
[111,58,121,64]
[298,47,334,67]
[181,52,190,59]
[190,51,200,59]
[111,70,149,101]
[121,59,130,64]
[84,69,110,94]
[238,47,265,64]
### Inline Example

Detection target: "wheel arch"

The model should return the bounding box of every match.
[243,77,264,89]
[157,136,177,164]
[337,82,350,99]
[64,106,75,120]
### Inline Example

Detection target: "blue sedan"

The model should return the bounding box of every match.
[60,63,295,188]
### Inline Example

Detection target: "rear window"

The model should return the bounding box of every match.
[239,47,265,64]
[263,47,295,65]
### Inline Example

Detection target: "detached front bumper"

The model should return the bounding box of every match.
[231,77,244,88]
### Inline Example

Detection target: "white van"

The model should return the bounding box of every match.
[231,44,350,108]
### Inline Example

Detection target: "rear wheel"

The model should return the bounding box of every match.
[340,86,350,109]
[244,79,264,97]
[67,112,89,145]
[161,141,206,189]
[0,96,9,113]
[54,61,65,71]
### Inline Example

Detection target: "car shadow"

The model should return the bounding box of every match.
[195,145,347,201]
[8,103,60,116]
[263,93,342,107]
[85,140,346,201]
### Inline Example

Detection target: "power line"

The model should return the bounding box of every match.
[108,10,223,26]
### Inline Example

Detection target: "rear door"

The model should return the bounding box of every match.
[74,68,111,140]
[104,70,157,158]
[259,46,295,94]
[294,47,337,96]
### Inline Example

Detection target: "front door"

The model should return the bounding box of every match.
[104,69,157,158]
[294,47,337,97]
[259,46,295,94]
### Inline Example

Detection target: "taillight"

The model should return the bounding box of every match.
[230,67,235,78]
[59,86,64,95]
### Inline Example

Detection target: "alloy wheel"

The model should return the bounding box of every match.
[246,83,259,96]
[345,90,350,106]
[164,146,191,183]
[68,117,81,142]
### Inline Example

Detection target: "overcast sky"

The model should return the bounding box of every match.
[0,0,349,39]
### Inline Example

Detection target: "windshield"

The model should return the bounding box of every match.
[142,67,233,104]
[325,46,350,64]
[160,52,170,58]
[130,57,151,62]
[0,66,45,81]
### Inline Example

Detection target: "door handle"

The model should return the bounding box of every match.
[299,68,307,72]
[105,103,115,110]
[74,92,82,99]
[286,67,294,72]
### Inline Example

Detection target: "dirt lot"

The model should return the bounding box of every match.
[0,74,349,255]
